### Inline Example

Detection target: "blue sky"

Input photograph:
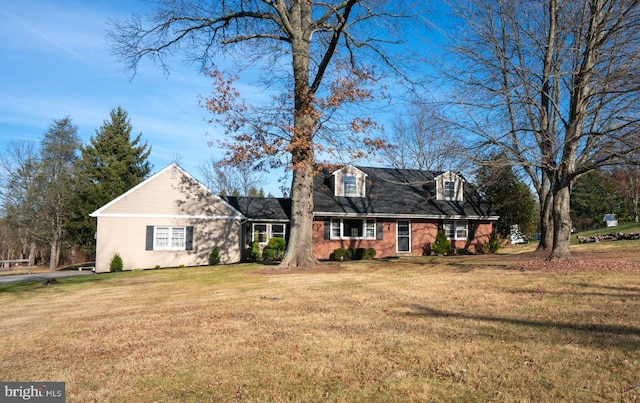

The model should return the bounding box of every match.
[0,0,286,194]
[0,1,446,197]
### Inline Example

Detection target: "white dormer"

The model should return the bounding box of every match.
[331,165,367,197]
[435,171,464,202]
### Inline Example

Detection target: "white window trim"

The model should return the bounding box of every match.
[330,218,376,240]
[344,175,358,197]
[252,223,268,244]
[154,226,187,250]
[443,180,456,201]
[252,223,287,244]
[444,220,468,240]
[271,223,286,239]
[396,220,411,253]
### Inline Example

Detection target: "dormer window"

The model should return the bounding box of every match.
[436,171,464,202]
[444,181,456,200]
[344,175,357,197]
[330,165,367,197]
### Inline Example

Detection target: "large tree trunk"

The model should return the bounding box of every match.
[278,11,318,269]
[547,185,573,261]
[537,187,553,251]
[279,101,318,269]
[280,162,317,269]
[49,237,60,271]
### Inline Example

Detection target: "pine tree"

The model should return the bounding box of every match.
[570,170,621,231]
[71,107,151,256]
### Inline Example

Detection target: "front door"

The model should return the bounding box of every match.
[397,220,411,253]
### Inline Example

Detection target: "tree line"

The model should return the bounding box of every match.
[0,107,151,270]
[571,163,640,230]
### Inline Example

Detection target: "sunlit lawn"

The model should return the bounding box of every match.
[0,245,639,402]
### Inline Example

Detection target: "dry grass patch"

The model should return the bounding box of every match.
[0,259,639,402]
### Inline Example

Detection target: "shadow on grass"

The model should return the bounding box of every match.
[508,288,640,299]
[404,304,640,349]
[575,282,640,294]
[0,273,122,295]
[508,281,640,299]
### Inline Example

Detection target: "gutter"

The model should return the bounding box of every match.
[312,211,500,221]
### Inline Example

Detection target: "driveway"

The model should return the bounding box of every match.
[0,270,95,284]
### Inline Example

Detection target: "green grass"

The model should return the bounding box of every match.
[1,257,639,402]
[570,222,640,245]
[574,222,640,238]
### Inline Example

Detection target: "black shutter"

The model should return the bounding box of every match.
[186,226,194,250]
[468,221,475,240]
[324,220,331,240]
[145,226,154,250]
[376,220,383,240]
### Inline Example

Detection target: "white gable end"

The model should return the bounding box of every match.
[331,165,367,197]
[90,163,244,220]
[435,171,464,202]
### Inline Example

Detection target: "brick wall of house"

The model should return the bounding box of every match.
[447,221,495,253]
[312,219,495,259]
[312,218,392,259]
[468,221,495,251]
[312,219,440,259]
[410,221,439,255]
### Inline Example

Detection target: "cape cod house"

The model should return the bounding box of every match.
[310,165,497,259]
[91,164,498,272]
[227,165,497,259]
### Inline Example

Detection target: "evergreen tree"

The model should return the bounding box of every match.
[476,155,537,240]
[72,107,151,256]
[571,170,621,231]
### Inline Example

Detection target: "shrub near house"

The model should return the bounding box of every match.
[262,237,286,261]
[331,247,376,261]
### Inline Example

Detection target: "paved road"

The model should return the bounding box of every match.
[0,270,95,284]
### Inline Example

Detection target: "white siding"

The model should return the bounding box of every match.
[94,216,241,273]
[332,165,367,197]
[99,165,239,217]
[92,164,243,272]
[435,171,464,202]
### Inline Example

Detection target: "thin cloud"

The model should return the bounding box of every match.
[3,10,89,62]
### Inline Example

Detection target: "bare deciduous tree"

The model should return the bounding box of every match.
[383,100,469,173]
[199,156,267,197]
[109,0,418,268]
[0,140,41,266]
[440,0,640,260]
[39,118,81,270]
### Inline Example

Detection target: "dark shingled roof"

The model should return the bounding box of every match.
[224,196,291,221]
[226,167,496,220]
[313,166,496,218]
